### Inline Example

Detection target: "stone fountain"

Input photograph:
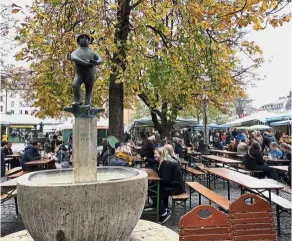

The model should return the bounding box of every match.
[16,34,149,241]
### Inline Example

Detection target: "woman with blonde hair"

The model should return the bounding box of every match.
[151,147,185,224]
[108,145,133,166]
[164,144,180,164]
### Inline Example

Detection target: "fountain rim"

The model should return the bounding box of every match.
[17,167,148,187]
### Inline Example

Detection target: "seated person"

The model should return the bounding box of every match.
[101,142,120,166]
[21,141,41,171]
[52,144,70,169]
[237,139,247,155]
[243,142,275,179]
[279,143,292,161]
[213,137,223,150]
[173,138,183,158]
[1,149,5,177]
[149,147,185,224]
[269,142,283,159]
[164,144,180,164]
[140,134,155,160]
[108,145,133,167]
[3,142,13,156]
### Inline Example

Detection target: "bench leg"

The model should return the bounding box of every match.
[189,189,192,209]
[199,193,201,205]
[227,180,230,200]
[172,199,175,225]
[191,174,194,182]
[14,196,19,215]
[276,206,281,236]
[184,200,187,215]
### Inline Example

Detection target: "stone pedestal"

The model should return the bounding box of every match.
[2,220,179,241]
[64,105,104,183]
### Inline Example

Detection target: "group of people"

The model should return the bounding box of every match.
[99,133,185,224]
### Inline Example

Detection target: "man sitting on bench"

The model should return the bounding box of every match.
[243,142,276,179]
[21,141,41,171]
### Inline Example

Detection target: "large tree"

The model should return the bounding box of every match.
[14,0,291,139]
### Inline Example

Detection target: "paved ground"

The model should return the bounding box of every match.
[1,174,291,240]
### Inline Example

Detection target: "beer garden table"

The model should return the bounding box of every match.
[204,167,283,202]
[141,168,160,222]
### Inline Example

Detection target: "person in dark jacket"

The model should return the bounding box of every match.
[140,134,155,159]
[152,147,185,224]
[173,138,183,158]
[243,142,275,179]
[185,129,192,147]
[1,148,5,177]
[262,131,276,151]
[21,141,41,171]
[3,142,13,156]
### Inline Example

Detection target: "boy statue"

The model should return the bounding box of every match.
[71,34,103,106]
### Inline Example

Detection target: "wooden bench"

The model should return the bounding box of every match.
[185,167,205,182]
[5,167,22,176]
[238,164,264,176]
[256,189,292,235]
[179,205,232,241]
[170,193,188,225]
[229,193,277,241]
[187,182,231,211]
[8,170,26,179]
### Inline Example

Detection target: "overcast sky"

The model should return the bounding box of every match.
[2,0,292,108]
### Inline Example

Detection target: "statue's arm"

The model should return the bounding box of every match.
[93,53,103,64]
[71,52,89,66]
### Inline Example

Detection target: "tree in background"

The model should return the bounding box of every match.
[13,0,291,139]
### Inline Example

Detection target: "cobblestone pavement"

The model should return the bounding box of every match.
[1,174,291,240]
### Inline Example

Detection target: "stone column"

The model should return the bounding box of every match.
[64,105,104,183]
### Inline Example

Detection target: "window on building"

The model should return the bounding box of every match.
[11,110,14,114]
[0,106,3,112]
[19,101,23,107]
[9,93,16,98]
[25,110,29,114]
[11,101,15,107]
[0,96,3,102]
[19,110,22,114]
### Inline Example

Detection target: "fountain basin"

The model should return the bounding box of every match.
[17,167,148,241]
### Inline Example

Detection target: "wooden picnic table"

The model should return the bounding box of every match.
[270,166,288,172]
[5,153,23,158]
[210,149,238,156]
[25,159,55,169]
[204,167,283,202]
[201,155,242,169]
[141,168,160,222]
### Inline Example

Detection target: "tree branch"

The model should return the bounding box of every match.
[130,0,142,10]
[146,25,169,48]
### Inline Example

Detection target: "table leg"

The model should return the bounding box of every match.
[156,180,160,222]
[268,190,271,204]
[189,188,192,209]
[227,180,230,200]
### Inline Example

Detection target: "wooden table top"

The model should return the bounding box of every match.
[188,151,204,155]
[180,159,189,165]
[141,168,160,181]
[270,166,289,172]
[210,150,238,155]
[201,155,242,164]
[25,159,54,166]
[5,153,22,158]
[204,167,283,190]
[265,158,290,163]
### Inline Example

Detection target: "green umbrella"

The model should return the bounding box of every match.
[107,135,119,149]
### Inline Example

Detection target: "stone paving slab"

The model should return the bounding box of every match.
[1,220,178,241]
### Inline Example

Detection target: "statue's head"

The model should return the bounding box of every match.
[77,34,90,47]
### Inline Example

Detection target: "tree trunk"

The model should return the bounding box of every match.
[151,112,174,139]
[108,0,131,141]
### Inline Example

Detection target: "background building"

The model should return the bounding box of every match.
[260,91,292,113]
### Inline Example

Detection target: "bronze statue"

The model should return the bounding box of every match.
[71,34,103,106]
